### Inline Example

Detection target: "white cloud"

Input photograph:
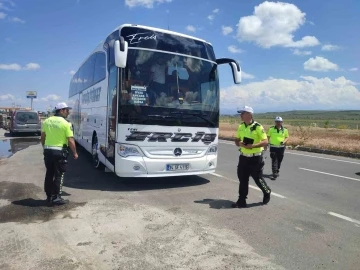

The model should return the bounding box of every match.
[0,94,14,101]
[69,70,76,75]
[222,25,233,36]
[220,76,360,112]
[242,72,255,79]
[24,63,40,70]
[303,56,338,72]
[185,25,196,32]
[40,94,61,102]
[0,3,10,11]
[0,1,24,23]
[207,8,219,21]
[1,0,15,7]
[10,16,24,23]
[236,1,320,48]
[125,0,172,8]
[0,63,21,70]
[349,68,358,72]
[293,49,312,56]
[321,44,341,51]
[228,45,244,54]
[0,62,40,71]
[4,37,12,42]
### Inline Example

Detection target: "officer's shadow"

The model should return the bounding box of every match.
[194,199,263,209]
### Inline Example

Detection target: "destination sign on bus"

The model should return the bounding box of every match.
[131,85,148,105]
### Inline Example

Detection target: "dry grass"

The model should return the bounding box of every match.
[219,122,360,153]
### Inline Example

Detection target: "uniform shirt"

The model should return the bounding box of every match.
[267,126,289,146]
[236,121,267,154]
[42,116,73,147]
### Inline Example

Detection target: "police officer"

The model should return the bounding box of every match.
[232,106,271,208]
[267,116,289,180]
[41,102,78,206]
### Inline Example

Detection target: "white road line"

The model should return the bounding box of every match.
[209,172,286,199]
[299,168,360,182]
[219,140,360,165]
[328,212,360,226]
[249,185,287,199]
[288,152,360,165]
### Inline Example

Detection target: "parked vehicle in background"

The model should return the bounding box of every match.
[8,110,41,136]
[0,114,6,129]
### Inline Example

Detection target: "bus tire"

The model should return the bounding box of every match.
[92,134,105,171]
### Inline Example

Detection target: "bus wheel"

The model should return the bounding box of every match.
[92,135,105,170]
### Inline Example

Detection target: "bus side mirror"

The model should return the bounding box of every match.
[114,37,128,68]
[230,61,241,84]
[216,58,242,84]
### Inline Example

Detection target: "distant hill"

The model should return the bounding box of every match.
[222,110,360,121]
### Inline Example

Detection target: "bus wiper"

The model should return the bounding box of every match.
[148,114,176,119]
[170,112,216,127]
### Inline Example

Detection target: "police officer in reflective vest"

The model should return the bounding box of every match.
[233,106,271,208]
[267,116,289,179]
[41,102,78,205]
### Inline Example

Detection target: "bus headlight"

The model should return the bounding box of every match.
[117,144,143,157]
[206,145,218,155]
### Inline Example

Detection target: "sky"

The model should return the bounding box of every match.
[0,0,359,114]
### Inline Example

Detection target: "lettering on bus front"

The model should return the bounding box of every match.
[125,131,217,144]
[81,87,101,105]
[126,32,157,45]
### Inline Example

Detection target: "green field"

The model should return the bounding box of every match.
[220,110,360,129]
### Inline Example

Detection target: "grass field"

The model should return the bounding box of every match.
[220,117,360,153]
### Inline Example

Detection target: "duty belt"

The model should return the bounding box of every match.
[44,146,63,150]
[270,144,285,148]
[240,152,262,157]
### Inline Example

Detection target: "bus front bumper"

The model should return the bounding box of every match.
[114,154,217,178]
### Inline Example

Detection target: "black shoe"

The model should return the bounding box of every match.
[60,191,71,196]
[263,191,271,205]
[51,195,69,206]
[232,199,247,208]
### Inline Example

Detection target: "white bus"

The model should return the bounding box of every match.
[68,24,241,178]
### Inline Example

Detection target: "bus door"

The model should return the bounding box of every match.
[105,65,118,167]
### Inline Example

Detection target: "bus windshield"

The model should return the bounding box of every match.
[118,49,219,127]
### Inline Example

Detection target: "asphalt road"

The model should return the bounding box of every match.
[215,139,360,269]
[0,129,359,270]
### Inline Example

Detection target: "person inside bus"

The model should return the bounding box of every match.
[147,56,168,104]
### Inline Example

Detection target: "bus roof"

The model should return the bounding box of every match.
[110,24,212,45]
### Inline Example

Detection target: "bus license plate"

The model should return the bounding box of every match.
[166,164,189,171]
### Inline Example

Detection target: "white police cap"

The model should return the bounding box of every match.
[55,102,72,110]
[237,106,254,114]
